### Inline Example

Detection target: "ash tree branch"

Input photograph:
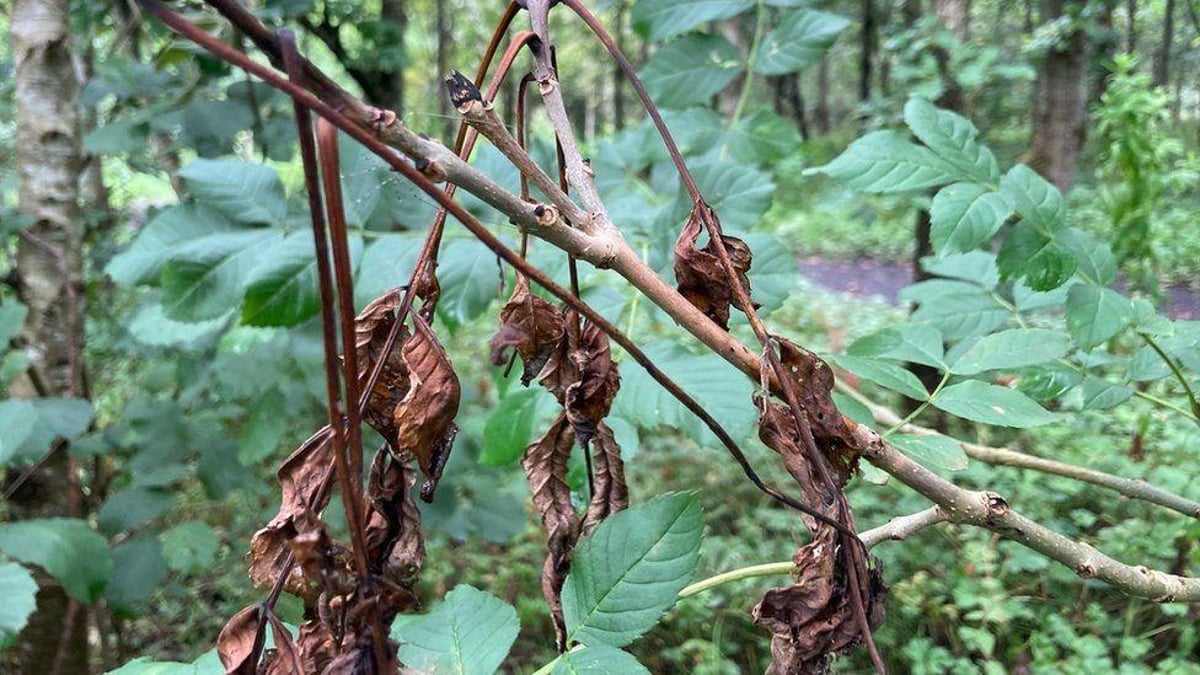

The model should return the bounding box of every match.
[849,423,1200,602]
[146,0,1200,606]
[839,383,1200,519]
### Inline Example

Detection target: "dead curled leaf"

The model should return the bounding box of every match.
[217,605,263,675]
[363,448,424,587]
[354,289,461,503]
[489,274,565,385]
[581,422,628,535]
[674,205,759,330]
[752,339,886,671]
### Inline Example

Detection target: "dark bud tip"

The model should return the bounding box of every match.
[444,70,483,108]
[414,157,431,172]
[533,204,546,217]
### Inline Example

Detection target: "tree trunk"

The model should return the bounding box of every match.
[1091,0,1118,105]
[1153,0,1175,87]
[1126,0,1137,51]
[7,0,90,671]
[934,0,971,38]
[814,57,831,134]
[859,0,876,103]
[1028,0,1088,192]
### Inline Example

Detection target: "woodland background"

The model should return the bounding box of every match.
[2,0,1200,672]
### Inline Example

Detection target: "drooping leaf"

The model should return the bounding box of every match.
[581,424,629,536]
[632,0,754,41]
[827,354,929,401]
[548,643,651,674]
[161,522,221,575]
[640,34,742,109]
[951,328,1073,375]
[524,415,581,647]
[928,183,1012,254]
[160,229,284,322]
[1065,284,1132,349]
[563,492,703,648]
[178,159,287,226]
[755,9,850,75]
[674,206,757,330]
[242,231,363,327]
[0,562,38,648]
[0,517,112,602]
[888,433,968,471]
[931,380,1057,428]
[805,131,959,193]
[904,97,1000,182]
[489,274,565,387]
[392,585,520,675]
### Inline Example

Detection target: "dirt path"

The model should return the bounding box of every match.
[797,256,1200,320]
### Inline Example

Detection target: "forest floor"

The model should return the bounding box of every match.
[797,255,1200,319]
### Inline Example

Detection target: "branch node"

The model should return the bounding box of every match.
[367,107,397,132]
[413,157,447,183]
[537,76,557,96]
[533,203,559,227]
[444,70,484,109]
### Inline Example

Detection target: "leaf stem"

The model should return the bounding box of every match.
[678,561,795,599]
[1138,331,1200,423]
[883,370,949,437]
[730,0,767,126]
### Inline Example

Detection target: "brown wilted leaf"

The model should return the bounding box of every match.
[395,314,460,502]
[522,415,580,650]
[217,605,263,675]
[775,338,861,481]
[581,423,628,535]
[562,321,620,447]
[363,449,424,588]
[248,428,336,598]
[674,205,759,330]
[489,274,565,385]
[353,290,461,503]
[294,622,336,674]
[261,614,301,675]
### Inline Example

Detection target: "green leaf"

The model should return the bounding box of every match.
[355,232,423,306]
[1061,229,1117,286]
[613,343,756,443]
[640,34,742,109]
[743,233,798,314]
[903,97,1000,182]
[549,644,651,674]
[1017,364,1081,402]
[928,183,1012,254]
[106,536,168,614]
[0,400,38,466]
[1080,377,1134,409]
[236,388,288,464]
[888,434,968,471]
[848,324,946,369]
[996,222,1076,291]
[931,380,1057,428]
[128,303,228,349]
[105,205,237,286]
[827,354,928,400]
[435,239,501,330]
[242,231,364,327]
[998,165,1065,234]
[0,518,112,602]
[0,301,28,345]
[98,488,175,534]
[754,9,850,75]
[336,133,385,227]
[920,251,999,288]
[951,328,1073,375]
[482,389,543,467]
[1065,284,1132,349]
[687,161,775,231]
[902,280,1008,340]
[392,585,520,675]
[805,131,959,193]
[563,492,703,648]
[161,229,284,322]
[0,563,38,648]
[178,159,286,226]
[160,522,220,575]
[632,0,754,41]
[8,397,95,463]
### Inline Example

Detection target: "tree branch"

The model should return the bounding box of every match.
[849,423,1200,602]
[839,382,1200,519]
